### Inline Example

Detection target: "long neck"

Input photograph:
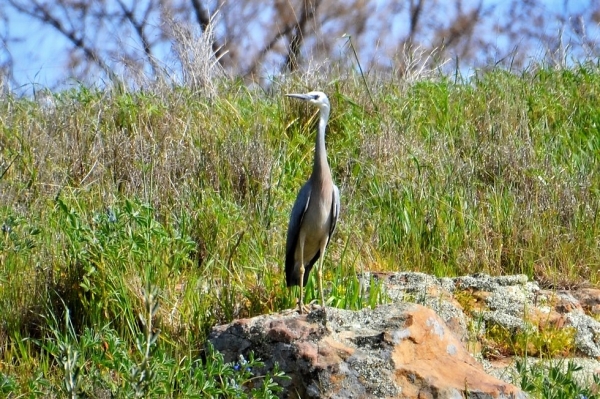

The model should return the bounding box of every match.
[312,107,331,182]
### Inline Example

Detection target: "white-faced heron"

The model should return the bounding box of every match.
[285,91,340,314]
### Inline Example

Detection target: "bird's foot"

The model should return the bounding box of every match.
[296,300,311,314]
[296,300,327,316]
[298,304,311,314]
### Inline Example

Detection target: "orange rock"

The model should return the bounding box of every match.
[389,305,522,399]
[209,303,525,398]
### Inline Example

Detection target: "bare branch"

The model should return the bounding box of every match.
[7,0,116,81]
[284,0,322,72]
[116,0,159,76]
[407,0,424,46]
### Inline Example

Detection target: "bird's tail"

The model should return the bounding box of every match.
[285,256,301,287]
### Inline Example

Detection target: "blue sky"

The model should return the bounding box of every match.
[2,0,598,94]
[8,11,71,88]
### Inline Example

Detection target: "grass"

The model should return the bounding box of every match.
[1,62,600,395]
[484,322,577,359]
[517,358,600,399]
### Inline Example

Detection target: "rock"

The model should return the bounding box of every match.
[370,272,600,359]
[209,303,525,398]
[208,272,600,397]
[545,290,585,313]
[570,288,600,316]
[370,272,469,341]
[566,311,600,358]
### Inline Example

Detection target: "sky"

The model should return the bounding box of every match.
[8,12,70,89]
[2,0,598,95]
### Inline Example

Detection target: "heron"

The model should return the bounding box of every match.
[285,91,340,314]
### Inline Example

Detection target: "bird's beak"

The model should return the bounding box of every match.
[286,93,311,101]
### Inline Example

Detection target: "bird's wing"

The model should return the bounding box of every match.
[329,184,340,239]
[285,183,312,280]
[293,184,339,287]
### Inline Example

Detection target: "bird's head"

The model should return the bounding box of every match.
[286,91,330,112]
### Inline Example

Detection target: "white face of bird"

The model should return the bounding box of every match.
[286,91,330,110]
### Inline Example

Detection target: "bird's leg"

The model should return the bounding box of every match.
[317,247,326,310]
[298,263,306,314]
[315,245,329,327]
[297,238,308,314]
[297,270,311,314]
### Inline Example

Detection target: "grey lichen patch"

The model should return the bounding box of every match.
[382,272,443,303]
[426,297,469,335]
[454,274,529,291]
[390,328,411,344]
[482,310,527,330]
[566,311,600,358]
[486,285,528,316]
[346,353,399,397]
[482,280,542,331]
[446,343,458,355]
[495,275,529,286]
[426,316,446,338]
[454,274,500,291]
[439,277,456,292]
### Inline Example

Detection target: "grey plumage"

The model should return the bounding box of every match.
[284,91,340,313]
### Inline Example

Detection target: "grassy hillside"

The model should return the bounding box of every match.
[1,65,599,395]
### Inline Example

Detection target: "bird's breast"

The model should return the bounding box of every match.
[303,186,334,233]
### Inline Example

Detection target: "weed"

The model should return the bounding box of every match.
[517,358,600,399]
[129,285,162,397]
[484,322,576,358]
[38,301,100,397]
[13,285,288,397]
[0,373,17,394]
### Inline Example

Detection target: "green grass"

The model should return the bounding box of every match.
[1,64,600,395]
[517,358,600,399]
